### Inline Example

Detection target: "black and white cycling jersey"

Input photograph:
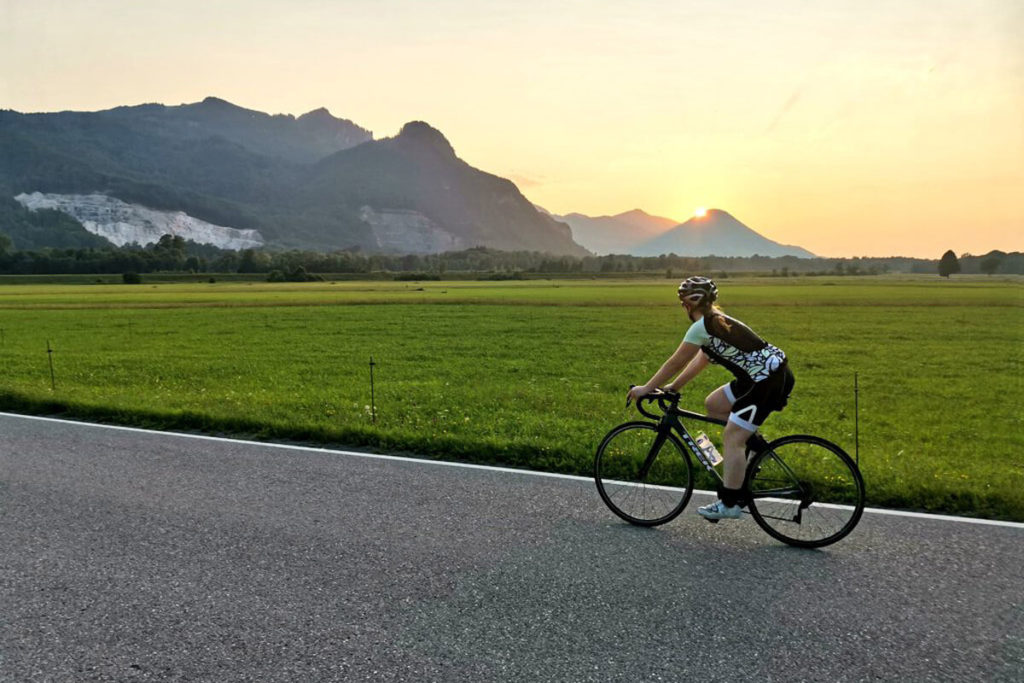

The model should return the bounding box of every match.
[683,311,786,383]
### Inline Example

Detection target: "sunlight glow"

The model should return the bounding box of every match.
[695,207,708,218]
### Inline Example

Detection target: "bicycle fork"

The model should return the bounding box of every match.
[637,425,671,481]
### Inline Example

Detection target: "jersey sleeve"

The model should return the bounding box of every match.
[682,318,710,346]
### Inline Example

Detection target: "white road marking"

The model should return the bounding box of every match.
[5,411,1023,530]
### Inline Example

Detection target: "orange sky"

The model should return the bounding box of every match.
[2,0,1021,257]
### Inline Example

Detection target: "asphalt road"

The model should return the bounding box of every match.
[1,413,1021,682]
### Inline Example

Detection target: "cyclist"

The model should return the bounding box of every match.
[627,276,794,521]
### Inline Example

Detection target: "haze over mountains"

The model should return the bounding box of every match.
[635,210,815,258]
[0,97,814,259]
[548,209,677,255]
[555,209,815,258]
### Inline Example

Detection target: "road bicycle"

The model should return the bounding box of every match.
[594,389,865,548]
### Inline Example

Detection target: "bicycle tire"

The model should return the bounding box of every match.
[746,434,865,548]
[594,421,694,527]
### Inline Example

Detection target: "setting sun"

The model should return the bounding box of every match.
[695,207,708,218]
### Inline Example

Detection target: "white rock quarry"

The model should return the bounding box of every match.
[359,205,464,253]
[14,192,264,250]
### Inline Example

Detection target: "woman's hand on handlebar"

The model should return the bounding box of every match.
[626,384,656,406]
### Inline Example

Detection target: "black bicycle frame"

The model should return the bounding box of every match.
[636,394,727,478]
[663,408,727,476]
[636,392,813,516]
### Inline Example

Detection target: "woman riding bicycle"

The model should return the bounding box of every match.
[627,276,795,521]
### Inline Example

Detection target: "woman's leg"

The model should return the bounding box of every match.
[704,384,733,421]
[699,418,753,517]
[721,420,755,490]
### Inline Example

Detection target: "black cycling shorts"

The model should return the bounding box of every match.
[723,364,795,431]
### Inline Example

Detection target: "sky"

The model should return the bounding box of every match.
[2,0,1021,258]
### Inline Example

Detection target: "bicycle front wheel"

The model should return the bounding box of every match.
[746,435,865,548]
[594,422,694,526]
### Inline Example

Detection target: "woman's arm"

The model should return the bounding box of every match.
[628,341,701,401]
[667,350,710,392]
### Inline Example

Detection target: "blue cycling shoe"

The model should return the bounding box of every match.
[697,500,743,522]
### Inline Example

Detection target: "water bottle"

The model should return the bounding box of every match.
[695,432,723,466]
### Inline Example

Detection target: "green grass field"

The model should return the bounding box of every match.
[1,276,1021,520]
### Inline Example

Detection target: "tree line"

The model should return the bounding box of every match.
[0,234,1019,277]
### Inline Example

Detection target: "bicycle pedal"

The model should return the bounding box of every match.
[703,518,719,524]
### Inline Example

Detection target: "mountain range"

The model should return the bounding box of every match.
[0,97,814,259]
[0,97,586,255]
[554,209,815,258]
[548,209,677,255]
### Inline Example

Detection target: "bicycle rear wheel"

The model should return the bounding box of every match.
[594,422,694,526]
[746,435,865,548]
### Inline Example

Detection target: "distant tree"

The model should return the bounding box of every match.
[122,272,141,284]
[289,265,312,282]
[980,254,1002,275]
[155,234,186,251]
[938,250,961,278]
[212,252,239,272]
[237,248,273,273]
